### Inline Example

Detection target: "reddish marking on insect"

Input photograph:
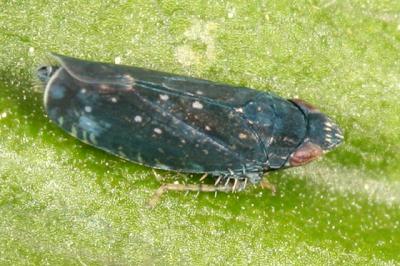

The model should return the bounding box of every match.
[289,142,323,166]
[290,99,319,113]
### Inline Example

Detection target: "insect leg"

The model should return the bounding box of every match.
[224,176,231,187]
[233,177,249,192]
[231,177,247,192]
[147,183,233,208]
[243,177,248,190]
[213,175,225,197]
[260,177,277,195]
[214,175,223,186]
[152,169,163,181]
[232,178,239,192]
[199,173,208,182]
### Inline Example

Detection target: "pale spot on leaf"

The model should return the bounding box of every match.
[174,45,199,67]
[184,19,218,61]
[114,56,122,64]
[0,112,7,119]
[227,6,236,18]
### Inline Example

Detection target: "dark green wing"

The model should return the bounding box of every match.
[44,55,268,178]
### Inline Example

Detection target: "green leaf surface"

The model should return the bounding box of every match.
[1,1,399,264]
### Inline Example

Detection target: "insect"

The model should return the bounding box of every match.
[37,53,343,206]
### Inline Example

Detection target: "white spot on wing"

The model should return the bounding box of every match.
[205,125,211,131]
[192,101,203,109]
[239,133,247,139]
[84,106,92,113]
[154,128,162,134]
[111,97,118,103]
[134,115,142,123]
[81,88,87,94]
[160,94,169,101]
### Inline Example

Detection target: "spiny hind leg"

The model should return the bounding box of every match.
[148,183,231,208]
[148,176,249,208]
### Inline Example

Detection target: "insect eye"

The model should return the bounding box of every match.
[289,142,323,166]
